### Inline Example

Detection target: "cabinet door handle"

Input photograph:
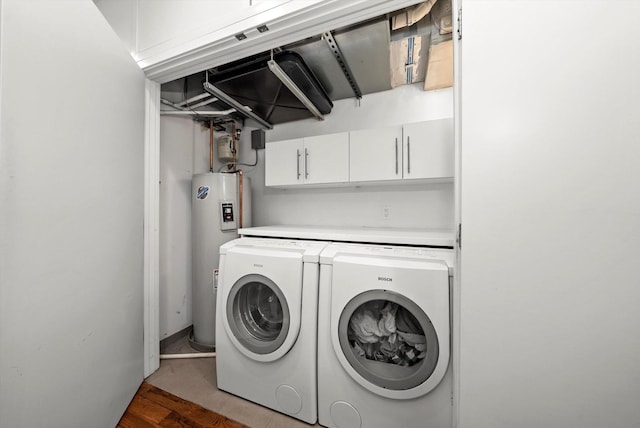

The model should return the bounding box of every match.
[407,136,411,174]
[304,148,309,179]
[296,149,301,180]
[395,138,399,175]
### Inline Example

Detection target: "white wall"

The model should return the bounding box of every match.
[0,1,146,426]
[93,0,326,72]
[245,84,455,229]
[159,117,195,339]
[92,0,252,57]
[136,0,250,52]
[459,2,640,428]
[92,0,137,55]
[266,84,454,140]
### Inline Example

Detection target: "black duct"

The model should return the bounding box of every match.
[208,51,333,125]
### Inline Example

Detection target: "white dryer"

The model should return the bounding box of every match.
[317,243,454,428]
[216,237,328,424]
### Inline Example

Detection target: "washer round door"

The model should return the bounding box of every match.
[334,289,448,399]
[226,274,292,361]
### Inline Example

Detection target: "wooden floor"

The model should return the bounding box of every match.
[118,382,248,428]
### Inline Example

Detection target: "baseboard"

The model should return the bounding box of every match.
[159,325,192,353]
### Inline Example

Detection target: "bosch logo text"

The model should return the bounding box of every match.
[378,277,392,282]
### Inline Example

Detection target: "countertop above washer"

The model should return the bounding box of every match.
[238,225,455,248]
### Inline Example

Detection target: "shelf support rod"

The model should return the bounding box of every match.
[322,31,362,99]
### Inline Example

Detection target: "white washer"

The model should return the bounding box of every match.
[216,237,328,424]
[318,243,454,428]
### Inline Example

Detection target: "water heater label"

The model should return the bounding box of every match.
[196,185,210,200]
[221,203,234,222]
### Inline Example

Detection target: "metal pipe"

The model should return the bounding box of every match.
[203,82,273,129]
[231,122,238,169]
[160,109,236,116]
[187,97,219,109]
[209,121,214,173]
[175,92,213,108]
[238,170,244,228]
[159,352,216,360]
[160,98,188,111]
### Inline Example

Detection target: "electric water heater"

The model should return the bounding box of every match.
[191,172,251,348]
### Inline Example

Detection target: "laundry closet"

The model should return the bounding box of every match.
[2,1,638,427]
[94,1,640,427]
[154,2,456,349]
[150,2,459,427]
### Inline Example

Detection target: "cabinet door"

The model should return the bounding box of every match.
[349,126,403,182]
[265,138,303,186]
[303,132,349,184]
[403,118,454,179]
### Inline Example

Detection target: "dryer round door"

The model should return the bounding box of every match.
[225,273,294,362]
[334,289,448,400]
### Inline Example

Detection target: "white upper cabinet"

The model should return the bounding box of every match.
[349,119,454,184]
[303,133,350,185]
[265,120,453,187]
[403,118,454,180]
[265,138,304,186]
[265,132,349,187]
[350,126,403,182]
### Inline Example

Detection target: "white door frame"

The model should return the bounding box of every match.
[142,0,443,376]
[143,78,161,377]
[451,2,462,428]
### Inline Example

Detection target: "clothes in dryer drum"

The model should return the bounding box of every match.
[338,290,440,391]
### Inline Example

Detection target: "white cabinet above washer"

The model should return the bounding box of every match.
[349,125,403,182]
[350,118,454,183]
[403,118,454,180]
[265,118,453,188]
[264,137,303,186]
[303,133,350,185]
[265,132,349,187]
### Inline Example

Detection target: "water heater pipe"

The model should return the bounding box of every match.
[231,121,238,169]
[238,170,244,228]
